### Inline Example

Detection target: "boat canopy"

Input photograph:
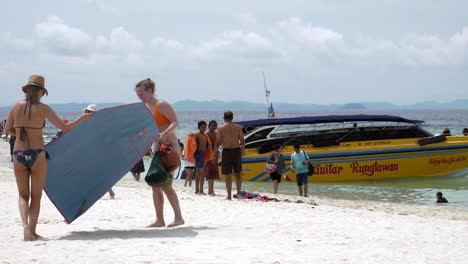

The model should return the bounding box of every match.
[236,115,423,127]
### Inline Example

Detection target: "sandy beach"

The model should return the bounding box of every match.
[1,141,467,264]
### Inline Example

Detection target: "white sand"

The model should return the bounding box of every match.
[1,140,468,264]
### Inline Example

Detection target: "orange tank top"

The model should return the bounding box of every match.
[153,100,170,129]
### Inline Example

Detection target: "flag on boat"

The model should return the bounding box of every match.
[263,73,276,118]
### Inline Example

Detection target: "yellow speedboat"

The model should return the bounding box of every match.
[234,115,468,183]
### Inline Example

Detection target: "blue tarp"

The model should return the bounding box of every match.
[44,103,158,223]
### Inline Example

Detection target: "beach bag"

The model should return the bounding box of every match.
[264,161,278,173]
[264,152,279,173]
[157,143,181,172]
[145,154,173,187]
[303,151,314,176]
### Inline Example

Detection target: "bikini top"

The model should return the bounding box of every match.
[153,100,170,129]
[13,121,46,143]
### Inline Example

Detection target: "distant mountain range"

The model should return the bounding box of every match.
[172,99,468,110]
[1,99,468,112]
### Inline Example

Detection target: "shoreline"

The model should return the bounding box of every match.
[1,139,467,222]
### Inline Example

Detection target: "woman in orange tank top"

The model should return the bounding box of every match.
[134,78,184,228]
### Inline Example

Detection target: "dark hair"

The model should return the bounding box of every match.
[198,120,207,129]
[24,86,42,119]
[208,120,218,127]
[274,144,283,151]
[436,192,443,197]
[224,111,233,121]
[135,78,156,94]
[293,143,301,149]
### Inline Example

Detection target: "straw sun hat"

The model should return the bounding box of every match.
[22,75,48,96]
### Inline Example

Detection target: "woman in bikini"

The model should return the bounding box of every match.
[134,78,184,228]
[5,75,92,241]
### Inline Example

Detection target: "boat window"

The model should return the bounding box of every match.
[244,125,433,149]
[244,127,275,143]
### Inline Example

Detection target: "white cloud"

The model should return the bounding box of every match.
[107,27,144,52]
[190,30,280,61]
[35,16,92,56]
[151,37,184,50]
[351,28,468,65]
[274,17,343,47]
[5,15,468,76]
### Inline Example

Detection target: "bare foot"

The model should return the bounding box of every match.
[199,192,206,195]
[209,193,215,196]
[23,227,34,241]
[195,190,199,194]
[167,218,185,227]
[147,221,166,228]
[34,234,47,241]
[227,196,232,200]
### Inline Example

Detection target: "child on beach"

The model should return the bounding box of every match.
[130,159,145,182]
[205,120,220,195]
[194,121,209,194]
[267,144,285,194]
[5,75,92,240]
[183,156,195,187]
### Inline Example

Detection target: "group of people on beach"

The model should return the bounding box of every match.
[181,114,245,199]
[182,120,219,195]
[4,74,249,241]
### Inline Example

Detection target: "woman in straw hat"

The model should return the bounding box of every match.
[5,75,92,241]
[134,78,184,228]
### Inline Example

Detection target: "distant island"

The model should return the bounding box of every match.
[1,99,468,111]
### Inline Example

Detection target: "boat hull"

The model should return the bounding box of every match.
[235,137,468,183]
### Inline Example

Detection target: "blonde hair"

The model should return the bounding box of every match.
[135,78,156,94]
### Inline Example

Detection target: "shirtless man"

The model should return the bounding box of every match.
[214,111,245,200]
[194,121,208,194]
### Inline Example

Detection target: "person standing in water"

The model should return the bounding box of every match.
[134,78,184,227]
[436,192,448,203]
[5,75,92,240]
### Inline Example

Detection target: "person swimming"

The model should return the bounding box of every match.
[436,192,448,203]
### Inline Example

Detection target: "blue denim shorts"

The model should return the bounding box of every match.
[296,172,308,186]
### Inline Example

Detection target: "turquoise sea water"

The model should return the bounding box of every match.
[2,108,468,209]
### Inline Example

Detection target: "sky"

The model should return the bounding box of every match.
[1,0,468,106]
